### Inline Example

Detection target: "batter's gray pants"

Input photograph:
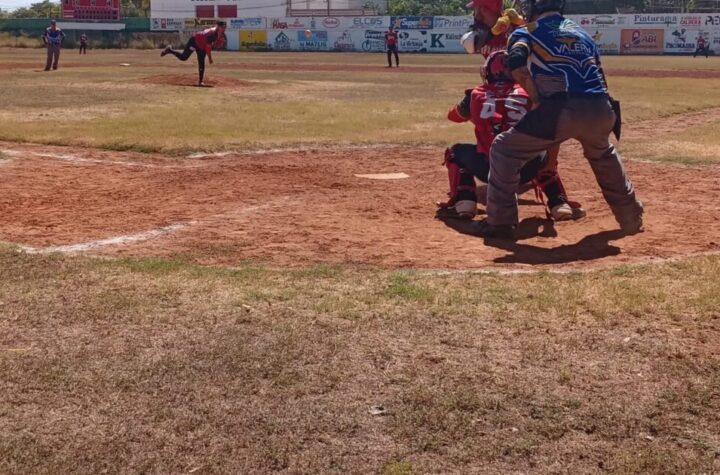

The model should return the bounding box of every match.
[45,44,61,70]
[487,96,642,227]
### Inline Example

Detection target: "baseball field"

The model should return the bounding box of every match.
[1,48,719,473]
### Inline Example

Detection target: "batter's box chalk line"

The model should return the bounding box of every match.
[16,196,294,255]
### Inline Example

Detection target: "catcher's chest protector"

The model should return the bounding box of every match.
[469,84,531,155]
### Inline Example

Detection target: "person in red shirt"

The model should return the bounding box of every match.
[436,51,585,221]
[694,35,709,58]
[79,33,88,55]
[385,26,399,68]
[161,21,227,86]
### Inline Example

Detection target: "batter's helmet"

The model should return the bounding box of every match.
[522,0,565,20]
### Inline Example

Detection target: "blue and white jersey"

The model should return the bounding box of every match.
[44,27,65,45]
[508,14,606,96]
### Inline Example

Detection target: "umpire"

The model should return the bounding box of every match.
[43,19,65,71]
[474,0,643,239]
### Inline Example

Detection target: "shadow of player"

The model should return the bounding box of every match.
[441,216,626,265]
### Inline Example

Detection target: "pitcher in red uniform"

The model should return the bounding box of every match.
[436,51,585,222]
[161,21,226,86]
[385,26,399,67]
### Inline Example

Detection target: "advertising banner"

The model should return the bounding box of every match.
[268,29,297,50]
[397,29,429,52]
[239,30,267,51]
[228,17,265,30]
[620,28,664,54]
[343,16,387,29]
[357,28,386,51]
[427,30,465,52]
[297,29,329,51]
[390,16,434,30]
[328,30,357,51]
[587,28,621,54]
[268,17,312,30]
[432,16,473,30]
[183,18,219,30]
[664,28,700,53]
[569,14,628,29]
[151,18,184,31]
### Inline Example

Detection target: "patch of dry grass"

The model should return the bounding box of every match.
[1,248,719,473]
[1,50,720,157]
[621,119,720,166]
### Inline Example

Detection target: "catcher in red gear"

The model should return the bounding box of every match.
[436,51,585,222]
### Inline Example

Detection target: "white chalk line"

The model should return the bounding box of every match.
[1,149,163,169]
[186,143,437,159]
[15,196,293,255]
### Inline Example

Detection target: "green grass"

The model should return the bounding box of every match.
[620,119,720,166]
[1,50,720,157]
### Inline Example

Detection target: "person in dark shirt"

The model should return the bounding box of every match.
[161,21,227,86]
[385,26,399,68]
[694,35,709,58]
[43,20,65,71]
[79,33,88,55]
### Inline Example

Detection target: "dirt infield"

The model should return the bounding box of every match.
[138,74,254,88]
[2,58,720,78]
[2,132,719,270]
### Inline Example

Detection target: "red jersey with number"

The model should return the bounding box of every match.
[194,27,222,54]
[698,37,706,48]
[448,82,531,155]
[385,31,398,46]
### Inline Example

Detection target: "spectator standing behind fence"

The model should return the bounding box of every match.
[385,26,399,68]
[43,20,65,71]
[79,33,88,55]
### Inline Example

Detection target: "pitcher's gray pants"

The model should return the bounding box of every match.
[45,44,61,70]
[487,96,642,227]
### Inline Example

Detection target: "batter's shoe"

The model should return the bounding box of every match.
[469,219,516,240]
[612,201,644,235]
[551,203,586,221]
[435,200,477,220]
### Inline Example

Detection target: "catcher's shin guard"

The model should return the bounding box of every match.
[437,147,477,219]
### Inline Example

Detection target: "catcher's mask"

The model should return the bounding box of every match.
[521,0,565,20]
[482,50,511,84]
[461,26,490,54]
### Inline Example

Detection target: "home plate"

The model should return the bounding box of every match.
[119,63,131,66]
[354,173,409,180]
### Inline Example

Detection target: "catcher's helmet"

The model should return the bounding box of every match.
[521,0,565,19]
[482,50,511,83]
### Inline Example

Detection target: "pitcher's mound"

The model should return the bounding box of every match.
[139,74,253,88]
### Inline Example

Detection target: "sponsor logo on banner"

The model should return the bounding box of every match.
[590,30,619,54]
[151,18,183,31]
[332,30,354,50]
[362,29,385,51]
[390,16,434,30]
[620,28,664,54]
[665,28,696,52]
[398,30,428,51]
[633,14,678,26]
[184,18,218,29]
[271,18,309,29]
[240,30,267,51]
[272,31,291,50]
[680,15,702,27]
[322,17,340,28]
[297,30,328,50]
[704,14,720,26]
[229,18,264,29]
[350,17,384,28]
[433,16,473,29]
[577,15,617,27]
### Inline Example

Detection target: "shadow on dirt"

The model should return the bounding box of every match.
[441,216,626,265]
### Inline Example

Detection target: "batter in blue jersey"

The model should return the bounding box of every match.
[471,0,644,240]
